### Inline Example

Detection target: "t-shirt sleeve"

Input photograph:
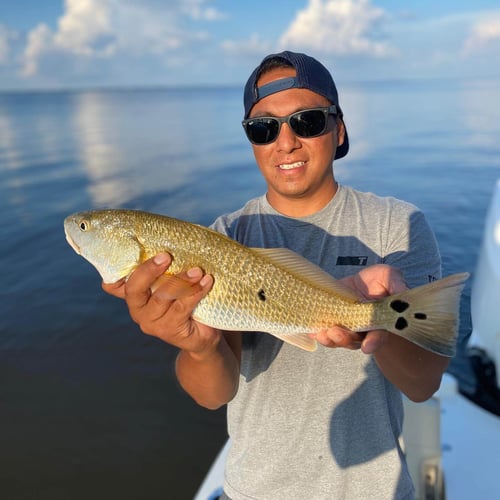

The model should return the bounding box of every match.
[210,215,232,236]
[383,206,441,288]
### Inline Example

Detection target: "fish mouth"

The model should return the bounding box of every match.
[65,231,81,255]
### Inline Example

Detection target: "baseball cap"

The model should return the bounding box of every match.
[243,51,349,160]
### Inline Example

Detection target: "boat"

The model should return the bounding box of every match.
[194,179,500,500]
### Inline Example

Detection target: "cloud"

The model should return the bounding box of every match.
[463,16,500,55]
[21,0,224,78]
[0,27,9,64]
[189,4,226,21]
[22,24,52,76]
[0,24,17,64]
[6,1,500,89]
[279,0,397,58]
[394,10,500,77]
[221,33,273,59]
[22,0,119,76]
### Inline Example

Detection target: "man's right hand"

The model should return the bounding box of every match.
[102,253,221,354]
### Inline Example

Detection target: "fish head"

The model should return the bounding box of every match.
[64,210,143,283]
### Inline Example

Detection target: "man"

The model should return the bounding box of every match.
[104,51,449,499]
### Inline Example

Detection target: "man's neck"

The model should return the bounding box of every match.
[266,182,338,218]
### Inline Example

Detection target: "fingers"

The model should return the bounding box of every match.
[152,268,204,299]
[125,253,208,322]
[125,253,172,315]
[369,264,406,296]
[147,271,212,325]
[313,327,367,350]
[313,327,389,354]
[102,279,126,298]
[140,272,216,350]
[101,252,218,352]
[117,253,215,349]
[379,266,407,295]
[361,330,389,354]
[314,265,403,354]
[342,264,408,300]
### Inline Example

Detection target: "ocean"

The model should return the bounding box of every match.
[1,79,499,499]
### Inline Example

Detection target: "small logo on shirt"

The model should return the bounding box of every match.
[336,256,368,266]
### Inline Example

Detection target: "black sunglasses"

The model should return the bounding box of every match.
[242,105,338,145]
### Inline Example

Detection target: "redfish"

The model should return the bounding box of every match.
[64,209,469,356]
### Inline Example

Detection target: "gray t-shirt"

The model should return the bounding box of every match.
[211,184,441,500]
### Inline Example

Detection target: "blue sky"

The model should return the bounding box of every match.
[0,0,499,90]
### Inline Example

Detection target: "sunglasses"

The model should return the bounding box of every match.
[242,105,338,145]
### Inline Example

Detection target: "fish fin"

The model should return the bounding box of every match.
[268,331,318,352]
[251,248,360,302]
[380,272,470,357]
[150,274,203,298]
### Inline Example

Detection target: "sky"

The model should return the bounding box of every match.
[0,0,499,90]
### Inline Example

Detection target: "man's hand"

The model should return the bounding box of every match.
[102,253,221,354]
[312,264,407,354]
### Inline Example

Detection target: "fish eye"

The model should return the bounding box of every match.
[79,220,90,231]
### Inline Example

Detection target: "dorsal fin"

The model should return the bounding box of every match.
[250,247,360,302]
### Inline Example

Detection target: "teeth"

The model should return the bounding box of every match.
[279,161,305,170]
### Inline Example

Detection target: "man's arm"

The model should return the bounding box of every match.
[176,331,241,409]
[371,334,449,402]
[102,253,241,410]
[313,264,450,402]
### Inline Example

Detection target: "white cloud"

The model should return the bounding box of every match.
[0,27,9,64]
[279,0,396,58]
[189,4,226,21]
[390,10,500,78]
[221,33,273,59]
[54,0,116,56]
[22,23,53,76]
[21,0,224,78]
[463,16,500,55]
[0,24,17,64]
[6,1,500,89]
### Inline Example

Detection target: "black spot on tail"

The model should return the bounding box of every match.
[257,289,266,301]
[390,300,409,313]
[395,317,408,330]
[414,312,427,320]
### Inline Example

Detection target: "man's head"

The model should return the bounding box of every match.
[243,51,349,160]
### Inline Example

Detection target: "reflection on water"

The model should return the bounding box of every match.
[460,80,500,150]
[0,113,17,170]
[72,92,129,206]
[0,80,499,499]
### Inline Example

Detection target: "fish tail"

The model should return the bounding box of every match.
[378,272,469,356]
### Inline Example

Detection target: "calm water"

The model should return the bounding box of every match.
[1,80,499,499]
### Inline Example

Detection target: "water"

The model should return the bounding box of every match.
[1,80,499,499]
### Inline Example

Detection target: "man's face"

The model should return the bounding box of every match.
[248,67,345,216]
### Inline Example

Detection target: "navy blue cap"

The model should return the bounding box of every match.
[243,51,349,159]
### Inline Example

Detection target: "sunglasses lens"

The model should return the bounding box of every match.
[290,110,327,137]
[243,108,332,145]
[245,118,280,144]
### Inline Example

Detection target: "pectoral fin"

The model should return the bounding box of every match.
[151,274,203,298]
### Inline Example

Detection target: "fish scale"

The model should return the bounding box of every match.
[64,209,469,356]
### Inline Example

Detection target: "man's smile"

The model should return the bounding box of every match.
[278,161,305,170]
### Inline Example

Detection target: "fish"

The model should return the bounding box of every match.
[64,209,469,356]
